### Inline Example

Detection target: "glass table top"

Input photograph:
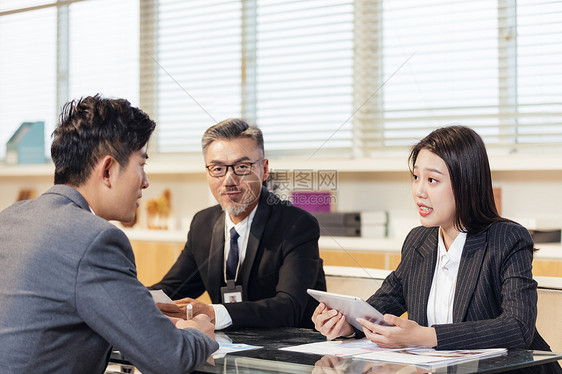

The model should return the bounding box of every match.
[110,327,562,374]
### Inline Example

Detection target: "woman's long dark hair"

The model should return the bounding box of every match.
[409,126,507,234]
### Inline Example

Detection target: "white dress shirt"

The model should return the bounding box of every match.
[426,228,466,327]
[212,204,258,330]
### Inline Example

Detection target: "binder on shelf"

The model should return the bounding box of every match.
[311,210,388,238]
[361,210,389,238]
[311,211,361,237]
[512,215,562,244]
[319,225,361,237]
[361,211,388,225]
[529,230,561,244]
[360,225,387,238]
[6,121,46,164]
[311,212,361,227]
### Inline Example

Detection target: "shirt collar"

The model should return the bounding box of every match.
[225,203,259,234]
[437,228,466,262]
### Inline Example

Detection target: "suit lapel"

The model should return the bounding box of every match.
[207,212,225,302]
[453,230,487,322]
[411,227,439,326]
[239,187,271,298]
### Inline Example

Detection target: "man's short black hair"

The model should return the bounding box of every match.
[51,94,156,186]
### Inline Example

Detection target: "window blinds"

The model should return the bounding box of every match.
[364,0,562,154]
[153,0,354,156]
[515,0,562,146]
[69,0,139,104]
[155,0,243,153]
[1,0,561,159]
[0,6,56,158]
[0,0,138,159]
[254,0,354,156]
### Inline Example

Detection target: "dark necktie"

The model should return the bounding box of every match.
[226,227,240,280]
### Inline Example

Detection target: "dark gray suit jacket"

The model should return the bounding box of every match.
[0,185,218,374]
[151,187,326,328]
[368,222,551,351]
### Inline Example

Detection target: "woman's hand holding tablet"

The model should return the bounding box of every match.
[311,299,355,340]
[307,289,389,330]
[309,289,437,348]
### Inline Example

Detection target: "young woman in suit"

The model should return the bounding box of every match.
[313,126,552,353]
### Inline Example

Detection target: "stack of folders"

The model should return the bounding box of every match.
[360,211,388,238]
[312,212,361,237]
[311,211,388,238]
[513,216,562,243]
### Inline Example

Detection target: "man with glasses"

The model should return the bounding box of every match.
[151,118,326,329]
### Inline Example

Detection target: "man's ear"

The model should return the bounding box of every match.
[100,155,117,188]
[261,159,270,182]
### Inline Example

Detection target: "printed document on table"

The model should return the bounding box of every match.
[355,347,507,368]
[213,332,262,359]
[216,343,262,355]
[281,339,506,368]
[281,338,399,357]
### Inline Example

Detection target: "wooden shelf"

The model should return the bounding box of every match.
[121,227,186,243]
[0,163,54,177]
[319,236,403,253]
[144,155,562,174]
[120,227,562,260]
[533,244,562,260]
[3,155,562,265]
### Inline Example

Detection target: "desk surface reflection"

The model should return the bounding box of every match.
[110,328,562,374]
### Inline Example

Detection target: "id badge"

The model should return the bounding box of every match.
[221,280,243,303]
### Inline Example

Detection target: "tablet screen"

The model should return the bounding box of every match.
[307,289,389,330]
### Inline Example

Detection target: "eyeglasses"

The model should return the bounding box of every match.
[205,159,265,177]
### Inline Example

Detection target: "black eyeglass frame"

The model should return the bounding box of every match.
[205,158,265,177]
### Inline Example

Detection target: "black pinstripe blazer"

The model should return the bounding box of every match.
[367,221,551,351]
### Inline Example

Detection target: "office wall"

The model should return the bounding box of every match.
[3,162,562,238]
[2,160,562,279]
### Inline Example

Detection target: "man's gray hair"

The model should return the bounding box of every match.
[201,118,264,156]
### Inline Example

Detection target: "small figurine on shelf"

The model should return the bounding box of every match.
[146,189,171,230]
[16,188,36,201]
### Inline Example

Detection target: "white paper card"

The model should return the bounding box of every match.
[150,289,174,304]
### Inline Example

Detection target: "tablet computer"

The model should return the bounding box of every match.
[307,289,389,330]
